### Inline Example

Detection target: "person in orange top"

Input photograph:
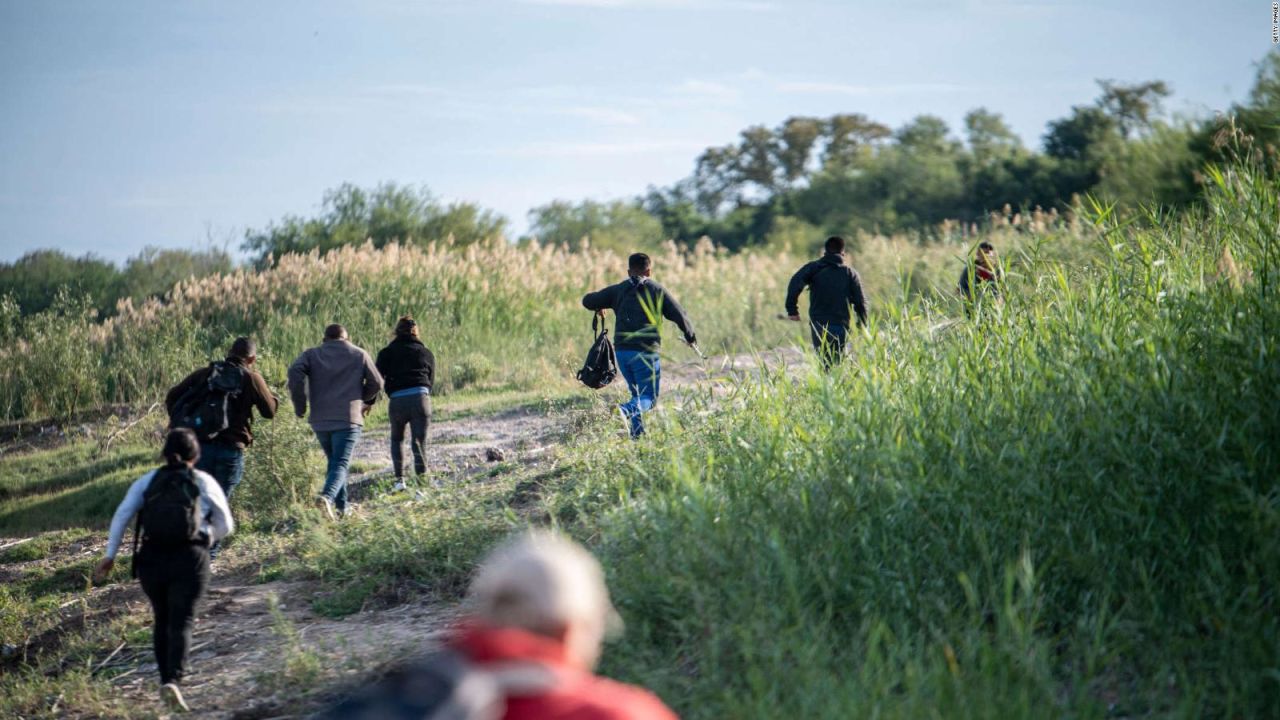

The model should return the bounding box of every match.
[318,531,678,720]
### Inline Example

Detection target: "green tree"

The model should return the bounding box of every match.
[821,113,891,170]
[775,116,824,186]
[527,198,664,252]
[963,108,1022,165]
[736,125,781,194]
[120,246,233,303]
[0,250,121,316]
[1096,79,1171,139]
[242,182,508,264]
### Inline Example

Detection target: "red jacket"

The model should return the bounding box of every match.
[450,623,679,720]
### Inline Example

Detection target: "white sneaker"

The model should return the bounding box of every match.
[160,683,190,712]
[392,480,407,492]
[314,496,336,521]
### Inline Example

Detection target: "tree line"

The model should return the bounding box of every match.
[4,51,1276,316]
[0,246,232,317]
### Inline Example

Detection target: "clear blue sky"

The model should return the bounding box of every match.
[0,0,1270,263]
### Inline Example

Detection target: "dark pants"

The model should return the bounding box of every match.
[810,321,849,370]
[136,544,210,685]
[315,427,361,512]
[196,442,244,560]
[388,394,431,478]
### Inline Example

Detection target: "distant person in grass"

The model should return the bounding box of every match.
[375,316,435,491]
[288,324,384,520]
[164,336,276,560]
[94,428,233,714]
[958,241,1003,315]
[785,235,869,370]
[318,530,678,720]
[582,252,696,438]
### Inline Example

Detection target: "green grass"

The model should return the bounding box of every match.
[538,165,1280,717]
[1,161,1275,717]
[0,441,157,535]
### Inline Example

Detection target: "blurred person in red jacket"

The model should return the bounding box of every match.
[316,530,678,720]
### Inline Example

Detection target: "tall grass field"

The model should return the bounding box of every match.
[0,161,1276,718]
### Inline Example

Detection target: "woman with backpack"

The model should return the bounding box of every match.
[93,428,233,713]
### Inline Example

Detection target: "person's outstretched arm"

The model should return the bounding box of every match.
[361,351,384,405]
[286,351,310,418]
[103,471,154,560]
[660,289,697,344]
[785,263,812,318]
[423,347,436,389]
[195,471,234,543]
[250,370,278,419]
[849,269,868,328]
[582,284,616,311]
[374,348,390,385]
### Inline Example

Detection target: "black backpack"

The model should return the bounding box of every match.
[314,649,554,720]
[576,314,618,389]
[132,467,203,570]
[170,361,245,441]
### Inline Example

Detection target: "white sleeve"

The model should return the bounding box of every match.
[105,472,155,559]
[195,470,234,542]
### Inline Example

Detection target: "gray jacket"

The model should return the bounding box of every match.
[287,339,384,431]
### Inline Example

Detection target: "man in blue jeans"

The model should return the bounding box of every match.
[288,324,384,519]
[583,253,697,438]
[165,337,277,559]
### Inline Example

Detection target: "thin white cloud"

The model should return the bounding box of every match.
[558,106,643,125]
[776,81,970,96]
[488,139,705,158]
[673,79,741,102]
[364,83,445,97]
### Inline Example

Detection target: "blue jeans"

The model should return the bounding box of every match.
[810,321,848,370]
[196,443,244,560]
[616,350,660,438]
[314,427,362,512]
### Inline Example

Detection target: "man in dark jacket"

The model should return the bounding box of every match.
[582,253,696,438]
[165,336,277,559]
[785,236,869,370]
[375,316,435,491]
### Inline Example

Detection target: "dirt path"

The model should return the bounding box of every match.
[96,348,808,718]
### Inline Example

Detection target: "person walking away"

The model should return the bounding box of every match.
[287,324,384,519]
[316,530,678,720]
[785,235,868,370]
[582,252,696,438]
[375,316,435,491]
[958,241,1003,317]
[93,429,233,714]
[165,336,276,560]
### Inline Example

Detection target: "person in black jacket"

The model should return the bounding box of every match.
[582,253,696,438]
[375,317,436,490]
[785,236,868,370]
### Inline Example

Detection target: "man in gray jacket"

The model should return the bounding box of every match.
[288,324,384,519]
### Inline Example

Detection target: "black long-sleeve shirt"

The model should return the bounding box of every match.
[375,335,436,394]
[582,276,696,351]
[785,253,868,328]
